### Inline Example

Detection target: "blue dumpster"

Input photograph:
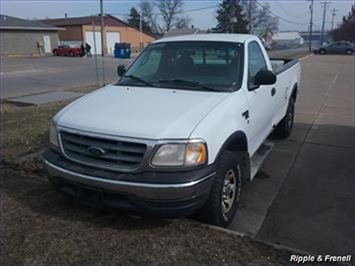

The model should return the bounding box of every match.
[114,43,131,59]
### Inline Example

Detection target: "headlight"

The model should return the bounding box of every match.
[49,123,59,150]
[151,141,207,167]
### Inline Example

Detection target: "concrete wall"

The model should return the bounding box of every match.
[1,30,59,56]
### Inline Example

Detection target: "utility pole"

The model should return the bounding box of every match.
[100,0,105,86]
[100,0,105,57]
[331,8,338,31]
[92,20,99,88]
[249,0,252,33]
[308,0,314,53]
[320,1,331,45]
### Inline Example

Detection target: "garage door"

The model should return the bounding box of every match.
[106,32,121,55]
[85,31,102,55]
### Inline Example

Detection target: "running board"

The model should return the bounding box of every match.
[250,141,274,181]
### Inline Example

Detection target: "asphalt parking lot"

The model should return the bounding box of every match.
[230,54,354,255]
[0,55,134,99]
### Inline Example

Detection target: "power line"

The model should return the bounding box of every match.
[272,0,300,19]
[255,1,309,26]
[110,4,219,17]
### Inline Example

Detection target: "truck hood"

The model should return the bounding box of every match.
[57,85,229,139]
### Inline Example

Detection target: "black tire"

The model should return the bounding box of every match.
[319,49,326,55]
[195,151,242,227]
[69,51,75,57]
[346,49,353,55]
[53,50,58,56]
[275,97,295,139]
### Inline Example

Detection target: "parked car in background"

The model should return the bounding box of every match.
[314,41,354,55]
[42,34,301,227]
[53,45,84,57]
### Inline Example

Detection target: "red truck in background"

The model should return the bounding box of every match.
[53,45,84,57]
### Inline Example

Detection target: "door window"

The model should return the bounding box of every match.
[248,41,267,88]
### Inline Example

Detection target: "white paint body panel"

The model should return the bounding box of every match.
[55,34,301,165]
[57,86,229,140]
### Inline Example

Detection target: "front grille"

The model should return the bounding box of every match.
[60,131,147,171]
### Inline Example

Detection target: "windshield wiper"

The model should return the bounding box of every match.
[158,79,220,92]
[123,75,154,87]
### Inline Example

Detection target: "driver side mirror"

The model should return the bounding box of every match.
[117,65,126,77]
[251,69,277,90]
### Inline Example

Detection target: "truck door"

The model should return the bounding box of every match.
[243,41,275,155]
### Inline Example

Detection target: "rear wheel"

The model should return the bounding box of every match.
[319,49,326,55]
[346,49,353,55]
[69,51,75,57]
[275,97,295,139]
[53,50,58,56]
[195,151,242,227]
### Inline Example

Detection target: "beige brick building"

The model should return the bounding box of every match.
[40,15,156,54]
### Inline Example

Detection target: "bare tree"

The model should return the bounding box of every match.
[175,16,191,29]
[241,0,278,37]
[155,0,190,32]
[139,1,161,35]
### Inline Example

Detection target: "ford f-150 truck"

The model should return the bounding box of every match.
[42,34,301,227]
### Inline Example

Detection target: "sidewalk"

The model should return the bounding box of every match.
[230,54,354,255]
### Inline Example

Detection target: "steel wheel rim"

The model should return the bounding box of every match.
[221,169,237,214]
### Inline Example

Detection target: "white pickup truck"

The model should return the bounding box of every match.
[42,34,301,227]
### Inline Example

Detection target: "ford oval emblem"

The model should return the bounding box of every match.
[87,146,106,156]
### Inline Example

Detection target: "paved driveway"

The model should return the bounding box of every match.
[230,54,354,255]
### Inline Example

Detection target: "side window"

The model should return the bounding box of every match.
[248,41,267,87]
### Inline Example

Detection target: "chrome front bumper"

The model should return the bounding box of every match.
[42,157,215,201]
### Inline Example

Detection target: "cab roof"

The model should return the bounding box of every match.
[154,33,258,44]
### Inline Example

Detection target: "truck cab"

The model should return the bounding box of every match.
[42,34,301,227]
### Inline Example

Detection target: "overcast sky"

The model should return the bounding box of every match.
[1,0,354,32]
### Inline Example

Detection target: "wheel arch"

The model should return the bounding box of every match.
[291,83,298,102]
[214,130,250,181]
[215,131,248,161]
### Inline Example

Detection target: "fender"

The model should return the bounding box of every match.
[290,83,298,102]
[215,131,251,181]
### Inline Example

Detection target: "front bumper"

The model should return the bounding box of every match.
[41,149,215,216]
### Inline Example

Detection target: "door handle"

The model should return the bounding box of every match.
[271,87,276,96]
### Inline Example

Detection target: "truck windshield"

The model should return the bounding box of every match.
[116,41,244,92]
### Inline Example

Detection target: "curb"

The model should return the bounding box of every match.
[201,223,317,257]
[300,53,314,61]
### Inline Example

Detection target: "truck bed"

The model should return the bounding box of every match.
[270,58,299,75]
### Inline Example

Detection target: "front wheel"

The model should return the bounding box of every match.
[346,49,353,55]
[195,151,242,227]
[319,49,326,55]
[275,97,295,139]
